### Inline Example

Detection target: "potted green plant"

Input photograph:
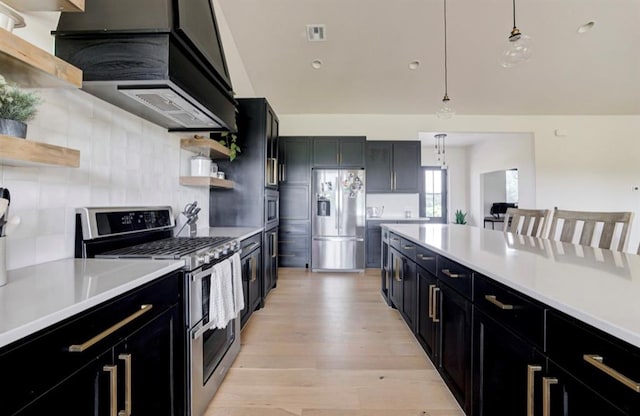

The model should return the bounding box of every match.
[0,75,41,138]
[217,131,241,161]
[454,209,468,224]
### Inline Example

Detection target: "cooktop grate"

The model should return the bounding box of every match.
[97,236,233,259]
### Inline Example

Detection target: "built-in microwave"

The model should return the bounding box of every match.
[264,189,279,229]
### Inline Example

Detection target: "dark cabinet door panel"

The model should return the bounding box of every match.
[401,257,417,331]
[393,142,421,192]
[279,137,311,185]
[280,185,310,221]
[365,223,382,268]
[389,248,403,309]
[365,142,393,192]
[417,267,439,363]
[439,283,472,414]
[339,137,365,167]
[473,309,545,416]
[312,137,339,166]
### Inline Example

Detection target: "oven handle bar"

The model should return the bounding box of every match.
[68,304,153,352]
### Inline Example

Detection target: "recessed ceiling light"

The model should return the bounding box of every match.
[577,21,596,34]
[408,60,420,70]
[311,59,323,69]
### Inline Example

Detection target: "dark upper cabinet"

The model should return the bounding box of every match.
[312,136,365,168]
[210,97,279,227]
[279,137,311,185]
[366,141,421,193]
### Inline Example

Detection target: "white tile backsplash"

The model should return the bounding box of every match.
[366,193,420,218]
[1,89,210,270]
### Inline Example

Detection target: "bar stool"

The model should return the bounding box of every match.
[547,208,634,252]
[503,208,550,238]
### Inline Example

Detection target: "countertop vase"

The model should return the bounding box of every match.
[0,119,26,138]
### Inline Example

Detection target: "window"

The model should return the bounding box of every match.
[505,169,518,204]
[420,167,448,223]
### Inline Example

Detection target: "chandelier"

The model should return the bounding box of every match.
[434,133,447,166]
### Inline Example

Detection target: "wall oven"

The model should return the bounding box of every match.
[75,206,241,416]
[264,189,279,229]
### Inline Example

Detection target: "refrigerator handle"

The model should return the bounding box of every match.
[336,176,340,233]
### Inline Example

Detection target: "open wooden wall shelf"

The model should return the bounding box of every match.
[180,176,235,189]
[0,28,82,88]
[1,0,84,12]
[180,136,230,160]
[0,135,80,167]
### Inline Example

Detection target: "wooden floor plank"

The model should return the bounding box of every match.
[204,268,463,416]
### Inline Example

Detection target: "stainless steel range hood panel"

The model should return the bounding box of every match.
[54,0,237,132]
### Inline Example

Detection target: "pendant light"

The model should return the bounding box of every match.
[500,0,532,68]
[434,133,447,166]
[436,0,454,119]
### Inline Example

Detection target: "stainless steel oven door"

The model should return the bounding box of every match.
[190,317,240,416]
[264,189,279,229]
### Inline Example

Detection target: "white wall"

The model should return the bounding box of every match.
[280,114,640,252]
[468,133,535,227]
[482,171,507,218]
[422,146,468,224]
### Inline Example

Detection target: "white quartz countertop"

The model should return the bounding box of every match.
[0,258,184,349]
[198,227,263,241]
[384,223,640,348]
[367,217,431,221]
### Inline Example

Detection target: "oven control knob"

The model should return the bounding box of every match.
[212,249,221,260]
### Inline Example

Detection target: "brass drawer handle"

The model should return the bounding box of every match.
[402,245,415,250]
[391,237,400,242]
[441,269,464,278]
[527,365,542,416]
[428,284,436,318]
[250,257,257,282]
[542,377,558,416]
[417,254,435,261]
[69,304,153,352]
[485,295,514,310]
[432,287,440,322]
[119,354,132,416]
[103,364,118,416]
[583,354,640,393]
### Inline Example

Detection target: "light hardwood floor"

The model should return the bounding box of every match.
[205,268,464,416]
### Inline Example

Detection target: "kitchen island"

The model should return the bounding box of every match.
[382,223,640,416]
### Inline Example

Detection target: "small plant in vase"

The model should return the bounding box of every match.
[0,75,41,138]
[217,132,241,161]
[454,210,468,225]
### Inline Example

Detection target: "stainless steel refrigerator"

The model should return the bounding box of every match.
[312,169,366,271]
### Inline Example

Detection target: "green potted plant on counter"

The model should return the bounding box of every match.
[454,209,468,225]
[0,74,41,138]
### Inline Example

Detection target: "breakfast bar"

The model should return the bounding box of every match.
[381,223,640,415]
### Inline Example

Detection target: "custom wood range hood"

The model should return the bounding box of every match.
[53,0,237,132]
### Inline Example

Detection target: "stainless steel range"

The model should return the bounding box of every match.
[75,206,241,416]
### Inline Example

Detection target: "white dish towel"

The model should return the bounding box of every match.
[229,252,244,317]
[208,259,234,329]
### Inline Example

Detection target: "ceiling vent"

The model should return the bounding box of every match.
[307,24,326,41]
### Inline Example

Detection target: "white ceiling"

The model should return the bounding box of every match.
[218,0,640,116]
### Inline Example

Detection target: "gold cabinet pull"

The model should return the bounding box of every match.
[485,295,514,310]
[394,257,402,281]
[417,254,435,261]
[118,354,132,416]
[527,365,542,416]
[428,284,436,318]
[402,245,415,250]
[68,304,153,352]
[103,365,118,416]
[250,257,257,282]
[441,269,463,279]
[542,377,558,416]
[391,237,400,242]
[583,354,640,393]
[432,287,440,323]
[271,232,278,258]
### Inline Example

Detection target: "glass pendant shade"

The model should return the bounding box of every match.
[501,29,532,68]
[436,95,455,119]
